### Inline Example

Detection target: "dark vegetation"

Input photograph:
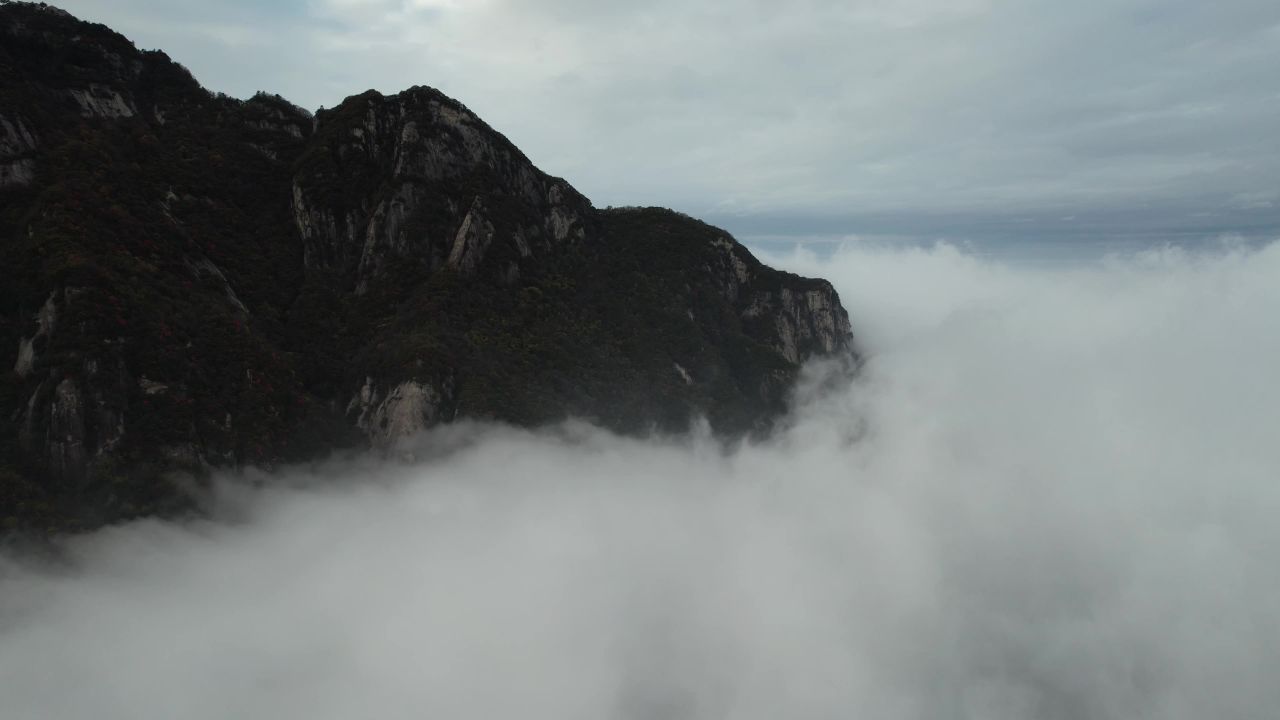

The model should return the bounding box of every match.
[0,2,853,534]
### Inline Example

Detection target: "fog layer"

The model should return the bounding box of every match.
[4,241,1280,719]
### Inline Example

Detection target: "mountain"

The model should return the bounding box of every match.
[0,2,855,532]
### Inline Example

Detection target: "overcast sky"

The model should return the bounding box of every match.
[56,0,1280,243]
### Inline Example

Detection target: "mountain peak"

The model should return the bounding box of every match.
[0,3,855,532]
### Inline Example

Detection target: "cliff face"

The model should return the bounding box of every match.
[0,2,855,531]
[292,88,594,293]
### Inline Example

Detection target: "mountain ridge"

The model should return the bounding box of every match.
[0,1,855,532]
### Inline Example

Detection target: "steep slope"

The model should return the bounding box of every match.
[0,2,854,532]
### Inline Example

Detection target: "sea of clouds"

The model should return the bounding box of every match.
[3,239,1279,719]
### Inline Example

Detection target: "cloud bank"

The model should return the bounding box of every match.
[3,241,1280,719]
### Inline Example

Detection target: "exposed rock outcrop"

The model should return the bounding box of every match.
[44,377,86,486]
[744,286,850,364]
[0,112,38,187]
[447,197,499,276]
[292,87,592,293]
[68,84,137,118]
[348,376,455,449]
[13,292,56,378]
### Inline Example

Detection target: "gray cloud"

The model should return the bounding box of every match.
[50,0,1280,239]
[3,241,1280,718]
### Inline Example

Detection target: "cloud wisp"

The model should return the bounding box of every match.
[3,241,1280,719]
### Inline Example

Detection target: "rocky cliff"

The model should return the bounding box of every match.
[0,2,855,532]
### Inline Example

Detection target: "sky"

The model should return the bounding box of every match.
[4,239,1280,718]
[52,0,1280,245]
